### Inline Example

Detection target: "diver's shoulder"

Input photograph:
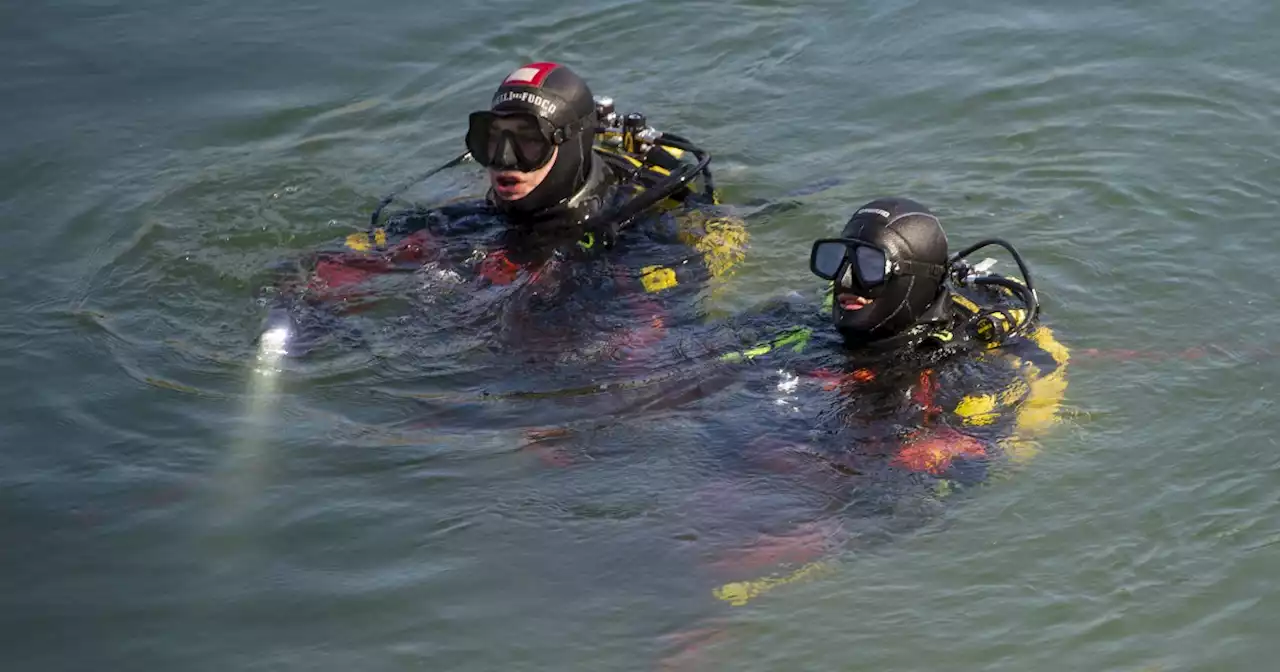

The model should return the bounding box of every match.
[964,319,1070,381]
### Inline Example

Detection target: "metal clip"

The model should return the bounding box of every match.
[635,127,662,150]
[954,257,999,286]
[594,95,619,129]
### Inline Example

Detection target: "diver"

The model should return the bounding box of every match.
[678,196,1070,601]
[642,197,1072,669]
[266,61,746,358]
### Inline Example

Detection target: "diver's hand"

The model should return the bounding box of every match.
[306,230,443,301]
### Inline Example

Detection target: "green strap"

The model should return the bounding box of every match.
[719,326,812,363]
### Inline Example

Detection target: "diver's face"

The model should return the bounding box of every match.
[831,224,883,333]
[829,219,902,340]
[487,117,558,202]
[832,261,889,335]
[832,263,876,319]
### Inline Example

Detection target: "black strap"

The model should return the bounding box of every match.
[368,151,473,234]
[893,259,946,281]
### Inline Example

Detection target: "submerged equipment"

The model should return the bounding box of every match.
[947,237,1040,340]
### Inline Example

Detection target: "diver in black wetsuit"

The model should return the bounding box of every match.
[265,62,747,356]
[647,197,1069,608]
[644,198,1073,669]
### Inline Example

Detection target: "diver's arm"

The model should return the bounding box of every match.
[995,324,1071,464]
[602,264,671,362]
[291,201,497,305]
[947,323,1071,466]
[299,228,442,304]
[713,294,825,366]
[256,205,463,355]
[650,209,750,298]
[604,211,749,361]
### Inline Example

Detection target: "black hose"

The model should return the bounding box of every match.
[599,151,713,232]
[652,133,717,201]
[949,238,1036,295]
[368,151,472,232]
[971,275,1039,338]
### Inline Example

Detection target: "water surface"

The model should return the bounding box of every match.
[4,0,1280,670]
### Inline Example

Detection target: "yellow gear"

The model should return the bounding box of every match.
[951,324,1070,464]
[713,561,836,607]
[639,265,678,293]
[344,227,387,252]
[675,210,749,280]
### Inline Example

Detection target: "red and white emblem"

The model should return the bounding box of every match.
[502,62,558,87]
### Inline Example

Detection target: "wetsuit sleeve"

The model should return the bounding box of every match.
[629,208,749,301]
[304,221,444,303]
[949,324,1071,465]
[298,199,500,303]
[597,209,746,364]
[675,209,750,285]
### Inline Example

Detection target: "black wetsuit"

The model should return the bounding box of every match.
[706,285,1070,472]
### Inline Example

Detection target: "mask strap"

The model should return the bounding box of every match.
[893,259,946,281]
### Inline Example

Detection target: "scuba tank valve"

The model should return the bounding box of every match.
[947,240,1040,342]
[594,95,620,130]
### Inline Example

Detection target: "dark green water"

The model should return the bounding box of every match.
[5,1,1280,670]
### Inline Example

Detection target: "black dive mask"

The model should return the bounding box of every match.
[466,110,590,172]
[810,238,945,298]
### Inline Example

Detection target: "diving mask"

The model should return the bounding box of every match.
[465,110,587,172]
[810,238,945,296]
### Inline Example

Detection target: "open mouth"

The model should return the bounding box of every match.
[494,174,521,188]
[837,293,873,311]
